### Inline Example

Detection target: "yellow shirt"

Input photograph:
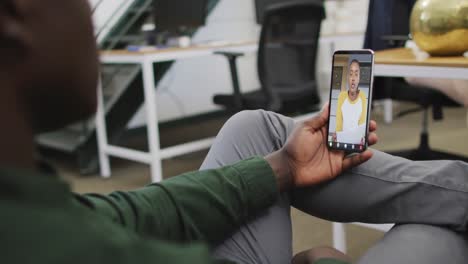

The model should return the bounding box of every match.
[336,90,367,132]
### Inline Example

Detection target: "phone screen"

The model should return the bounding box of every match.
[327,50,374,153]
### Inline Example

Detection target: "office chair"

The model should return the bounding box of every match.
[213,0,324,114]
[365,0,468,162]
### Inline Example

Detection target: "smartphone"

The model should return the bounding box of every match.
[327,50,374,153]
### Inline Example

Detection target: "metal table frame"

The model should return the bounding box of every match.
[96,43,258,182]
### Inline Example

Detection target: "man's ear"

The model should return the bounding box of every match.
[0,0,28,63]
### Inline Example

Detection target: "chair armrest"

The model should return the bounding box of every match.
[214,51,245,59]
[381,35,410,48]
[381,35,410,41]
[213,51,245,110]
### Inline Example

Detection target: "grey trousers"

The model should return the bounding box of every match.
[200,110,468,264]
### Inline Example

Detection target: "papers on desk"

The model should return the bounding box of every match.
[337,124,366,144]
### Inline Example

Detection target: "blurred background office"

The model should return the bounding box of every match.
[36,0,468,262]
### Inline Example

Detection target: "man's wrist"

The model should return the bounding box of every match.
[265,150,293,192]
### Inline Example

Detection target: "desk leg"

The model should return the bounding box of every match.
[332,222,347,253]
[96,77,111,178]
[142,60,163,182]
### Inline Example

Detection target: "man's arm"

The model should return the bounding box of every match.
[76,157,279,246]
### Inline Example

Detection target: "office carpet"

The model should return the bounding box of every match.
[53,104,468,262]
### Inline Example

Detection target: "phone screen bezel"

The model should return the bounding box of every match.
[327,49,375,153]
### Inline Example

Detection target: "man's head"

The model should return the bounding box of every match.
[347,59,360,94]
[0,0,98,133]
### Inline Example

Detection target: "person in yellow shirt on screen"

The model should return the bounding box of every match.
[336,59,367,133]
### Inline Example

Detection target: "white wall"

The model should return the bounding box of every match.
[316,0,369,100]
[90,0,137,43]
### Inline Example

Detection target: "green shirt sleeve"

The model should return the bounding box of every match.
[313,259,351,264]
[76,157,278,246]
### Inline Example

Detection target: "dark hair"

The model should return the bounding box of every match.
[350,59,360,67]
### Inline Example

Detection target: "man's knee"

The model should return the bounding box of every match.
[224,110,269,130]
[222,110,293,144]
[202,110,293,169]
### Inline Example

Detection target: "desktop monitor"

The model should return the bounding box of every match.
[154,0,208,32]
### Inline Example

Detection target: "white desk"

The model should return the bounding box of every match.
[374,48,468,79]
[96,42,257,182]
[374,48,468,123]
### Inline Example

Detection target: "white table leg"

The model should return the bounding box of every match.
[332,222,347,253]
[142,60,163,182]
[96,77,111,178]
[383,99,393,124]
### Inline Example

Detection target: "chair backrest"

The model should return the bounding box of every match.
[257,0,325,101]
[363,0,417,100]
[363,0,416,51]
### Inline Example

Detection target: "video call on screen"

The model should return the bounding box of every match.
[328,53,372,151]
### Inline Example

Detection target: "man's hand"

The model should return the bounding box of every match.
[266,103,378,192]
[292,246,351,264]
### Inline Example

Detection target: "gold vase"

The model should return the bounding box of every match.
[410,0,468,56]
